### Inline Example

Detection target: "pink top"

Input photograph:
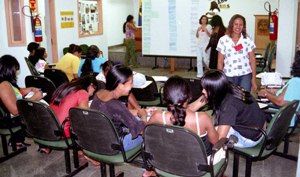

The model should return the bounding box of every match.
[50,90,89,137]
[125,23,135,39]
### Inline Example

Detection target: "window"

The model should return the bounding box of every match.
[5,0,27,46]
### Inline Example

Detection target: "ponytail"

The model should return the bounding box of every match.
[168,104,187,126]
[123,15,134,33]
[81,58,93,74]
[123,22,127,33]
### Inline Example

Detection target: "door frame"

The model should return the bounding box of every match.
[48,0,58,63]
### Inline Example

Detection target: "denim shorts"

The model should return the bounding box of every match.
[227,127,263,148]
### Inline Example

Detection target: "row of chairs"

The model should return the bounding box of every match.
[1,98,298,176]
[256,43,277,73]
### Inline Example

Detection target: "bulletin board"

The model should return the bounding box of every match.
[78,0,103,37]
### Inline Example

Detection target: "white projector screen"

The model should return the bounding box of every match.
[142,0,206,57]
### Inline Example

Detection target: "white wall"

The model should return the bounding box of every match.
[276,0,298,77]
[0,0,34,87]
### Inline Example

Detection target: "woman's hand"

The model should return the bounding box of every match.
[257,89,267,97]
[251,79,258,92]
[145,107,157,117]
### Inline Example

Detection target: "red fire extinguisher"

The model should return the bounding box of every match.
[33,15,43,42]
[269,11,278,41]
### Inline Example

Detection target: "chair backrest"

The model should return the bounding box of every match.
[44,69,69,88]
[184,78,202,103]
[143,124,209,176]
[131,76,159,101]
[25,75,57,103]
[69,108,121,155]
[16,99,62,141]
[264,45,276,72]
[0,101,12,129]
[263,42,271,62]
[63,47,69,55]
[24,57,39,76]
[266,100,299,150]
[80,44,89,55]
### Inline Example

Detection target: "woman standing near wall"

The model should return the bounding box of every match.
[217,14,257,92]
[206,1,220,20]
[196,15,212,78]
[123,15,138,68]
[206,15,226,69]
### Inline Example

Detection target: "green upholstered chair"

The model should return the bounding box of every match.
[184,78,202,103]
[69,107,141,177]
[44,69,69,88]
[80,44,89,58]
[63,47,69,55]
[25,75,57,103]
[131,76,162,107]
[24,57,40,76]
[16,99,88,176]
[231,100,299,177]
[0,102,26,163]
[256,42,271,74]
[142,124,231,177]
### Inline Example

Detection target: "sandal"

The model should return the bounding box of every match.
[38,148,52,154]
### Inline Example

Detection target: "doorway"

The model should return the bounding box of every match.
[296,1,300,50]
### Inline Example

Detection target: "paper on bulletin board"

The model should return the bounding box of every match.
[60,11,74,28]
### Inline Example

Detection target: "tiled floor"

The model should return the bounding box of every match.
[0,49,297,177]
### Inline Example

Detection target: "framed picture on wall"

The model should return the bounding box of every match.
[78,0,103,37]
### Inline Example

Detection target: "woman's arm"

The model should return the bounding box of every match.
[196,27,200,38]
[217,125,231,139]
[20,87,43,101]
[201,112,218,144]
[0,82,18,115]
[249,51,257,91]
[188,95,207,112]
[127,23,137,31]
[258,87,289,106]
[78,101,89,108]
[217,52,225,70]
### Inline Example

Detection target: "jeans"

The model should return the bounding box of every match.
[227,127,263,148]
[123,133,143,151]
[227,73,252,92]
[196,46,210,77]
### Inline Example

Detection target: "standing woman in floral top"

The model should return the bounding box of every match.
[123,15,138,67]
[217,14,257,92]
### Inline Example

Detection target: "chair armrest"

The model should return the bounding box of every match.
[212,138,227,152]
[263,109,277,114]
[268,104,280,109]
[61,118,72,147]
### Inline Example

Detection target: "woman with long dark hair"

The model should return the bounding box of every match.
[78,45,107,77]
[91,65,146,152]
[149,76,218,154]
[28,47,49,73]
[190,70,266,148]
[206,15,226,69]
[206,1,220,19]
[217,14,257,92]
[50,76,98,138]
[0,55,43,146]
[123,15,138,67]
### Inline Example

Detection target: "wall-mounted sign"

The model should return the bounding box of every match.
[60,11,75,28]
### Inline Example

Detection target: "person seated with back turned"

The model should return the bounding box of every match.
[189,70,266,148]
[0,55,43,147]
[56,44,82,81]
[78,45,107,77]
[27,42,40,58]
[28,47,49,73]
[90,65,146,152]
[258,50,300,125]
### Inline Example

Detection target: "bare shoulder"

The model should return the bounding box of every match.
[0,81,12,91]
[197,111,212,123]
[148,110,163,124]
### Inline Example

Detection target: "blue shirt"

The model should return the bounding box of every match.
[276,77,300,126]
[78,57,107,77]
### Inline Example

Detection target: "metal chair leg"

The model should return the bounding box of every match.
[101,163,107,177]
[245,158,252,177]
[233,153,240,177]
[109,164,115,177]
[73,149,79,168]
[64,149,71,174]
[283,136,290,154]
[1,135,8,156]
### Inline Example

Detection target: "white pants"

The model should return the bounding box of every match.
[196,46,210,77]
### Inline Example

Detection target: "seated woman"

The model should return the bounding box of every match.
[258,50,300,125]
[90,65,146,152]
[0,55,43,146]
[96,60,114,82]
[149,75,218,155]
[78,45,107,77]
[50,76,98,138]
[189,70,266,148]
[28,47,49,73]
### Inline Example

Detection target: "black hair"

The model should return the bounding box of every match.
[163,75,191,126]
[105,65,133,91]
[27,42,40,53]
[101,60,114,73]
[291,50,300,77]
[29,47,46,66]
[81,45,100,74]
[123,15,134,33]
[201,70,252,116]
[210,1,220,12]
[210,15,225,29]
[0,55,20,89]
[50,75,98,105]
[227,14,247,38]
[199,15,209,25]
[68,44,82,54]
